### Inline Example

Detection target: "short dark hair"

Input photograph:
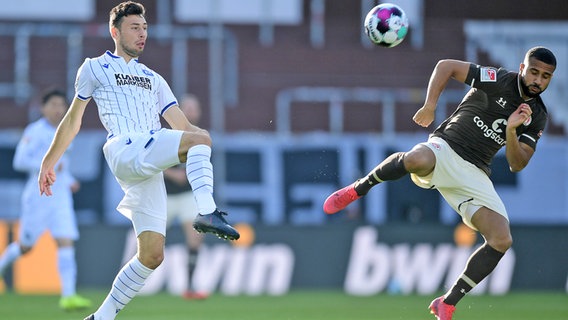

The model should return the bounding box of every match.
[525,46,557,67]
[41,88,66,106]
[109,1,145,29]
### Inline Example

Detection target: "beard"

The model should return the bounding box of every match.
[120,41,143,59]
[519,76,543,98]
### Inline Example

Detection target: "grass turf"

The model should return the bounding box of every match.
[1,290,566,320]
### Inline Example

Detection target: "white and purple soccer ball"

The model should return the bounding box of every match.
[364,3,409,48]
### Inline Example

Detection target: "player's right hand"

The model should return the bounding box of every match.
[38,167,56,196]
[413,105,436,127]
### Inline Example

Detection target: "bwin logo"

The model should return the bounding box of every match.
[492,118,507,133]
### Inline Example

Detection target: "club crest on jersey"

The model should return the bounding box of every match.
[523,116,532,126]
[142,69,153,76]
[115,73,152,90]
[480,67,497,82]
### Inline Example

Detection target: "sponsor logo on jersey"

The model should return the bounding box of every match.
[496,97,507,108]
[429,142,441,150]
[480,67,497,82]
[473,116,506,145]
[115,73,152,90]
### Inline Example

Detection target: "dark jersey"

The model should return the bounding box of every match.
[432,63,548,176]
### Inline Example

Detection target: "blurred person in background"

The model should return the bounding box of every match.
[323,46,556,320]
[37,2,239,320]
[163,94,208,300]
[0,88,92,311]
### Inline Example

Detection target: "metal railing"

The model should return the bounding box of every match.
[275,86,464,135]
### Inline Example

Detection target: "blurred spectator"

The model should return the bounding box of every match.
[0,88,91,311]
[163,94,209,300]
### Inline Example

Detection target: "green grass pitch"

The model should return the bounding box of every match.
[1,290,566,320]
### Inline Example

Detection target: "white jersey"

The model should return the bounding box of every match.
[13,117,74,196]
[13,117,79,244]
[75,51,178,137]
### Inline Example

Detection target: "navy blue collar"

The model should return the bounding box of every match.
[105,50,139,63]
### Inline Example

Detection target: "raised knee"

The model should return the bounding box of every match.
[179,131,212,161]
[402,152,420,170]
[403,148,434,173]
[195,129,212,146]
[186,129,211,147]
[200,129,213,146]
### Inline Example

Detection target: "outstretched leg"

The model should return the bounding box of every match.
[323,152,408,214]
[324,145,435,214]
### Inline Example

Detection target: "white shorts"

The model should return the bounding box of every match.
[19,182,78,246]
[410,136,508,230]
[103,129,184,236]
[167,190,199,227]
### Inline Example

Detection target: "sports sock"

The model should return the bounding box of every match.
[95,257,153,320]
[354,152,407,195]
[0,242,22,275]
[187,248,199,291]
[443,243,505,305]
[186,145,216,214]
[57,246,77,297]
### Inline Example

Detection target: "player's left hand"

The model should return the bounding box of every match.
[508,103,532,129]
[39,167,56,196]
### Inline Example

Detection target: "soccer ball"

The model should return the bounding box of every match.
[364,3,409,48]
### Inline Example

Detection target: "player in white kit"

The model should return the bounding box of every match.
[0,89,91,311]
[37,2,239,320]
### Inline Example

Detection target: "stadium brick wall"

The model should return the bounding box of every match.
[0,0,566,134]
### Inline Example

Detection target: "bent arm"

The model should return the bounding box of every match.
[505,104,535,172]
[414,59,470,127]
[424,59,470,108]
[162,104,202,133]
[506,138,534,172]
[39,97,89,195]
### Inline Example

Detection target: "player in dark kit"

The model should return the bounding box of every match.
[323,46,556,320]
